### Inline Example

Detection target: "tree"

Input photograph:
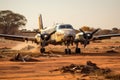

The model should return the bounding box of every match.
[80,26,94,31]
[111,27,119,34]
[96,29,111,35]
[0,10,27,34]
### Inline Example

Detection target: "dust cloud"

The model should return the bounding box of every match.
[11,42,40,53]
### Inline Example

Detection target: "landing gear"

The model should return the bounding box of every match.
[75,48,81,54]
[40,41,46,54]
[75,42,81,54]
[40,48,45,53]
[65,48,71,54]
[64,41,72,54]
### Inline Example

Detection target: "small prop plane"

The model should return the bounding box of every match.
[0,14,120,54]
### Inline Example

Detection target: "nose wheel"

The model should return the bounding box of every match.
[40,48,45,53]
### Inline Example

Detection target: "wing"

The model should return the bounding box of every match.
[93,34,120,40]
[0,34,36,42]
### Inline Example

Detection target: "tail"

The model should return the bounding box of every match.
[38,14,43,31]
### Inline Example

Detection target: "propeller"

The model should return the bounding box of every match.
[40,30,56,41]
[79,28,100,47]
[91,28,100,35]
[40,30,56,47]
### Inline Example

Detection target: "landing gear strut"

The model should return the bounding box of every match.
[40,41,46,54]
[75,48,81,54]
[64,41,71,54]
[75,42,81,54]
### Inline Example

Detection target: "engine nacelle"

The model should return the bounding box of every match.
[75,32,85,41]
[35,34,41,43]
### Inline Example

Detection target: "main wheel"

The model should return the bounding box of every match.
[75,48,81,54]
[40,48,45,53]
[65,49,71,54]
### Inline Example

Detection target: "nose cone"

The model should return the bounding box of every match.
[63,30,75,41]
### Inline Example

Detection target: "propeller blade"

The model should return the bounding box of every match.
[79,29,85,34]
[84,41,87,48]
[79,28,100,48]
[84,37,89,48]
[41,40,46,47]
[50,30,56,35]
[40,30,56,41]
[91,28,100,35]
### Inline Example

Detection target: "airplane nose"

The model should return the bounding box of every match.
[60,30,75,41]
[64,34,74,41]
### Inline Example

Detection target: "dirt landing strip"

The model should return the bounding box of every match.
[0,38,120,80]
[0,54,120,80]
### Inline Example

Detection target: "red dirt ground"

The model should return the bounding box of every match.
[0,38,120,80]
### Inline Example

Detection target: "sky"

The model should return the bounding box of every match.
[0,0,120,30]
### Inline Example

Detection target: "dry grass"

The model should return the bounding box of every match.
[105,73,120,80]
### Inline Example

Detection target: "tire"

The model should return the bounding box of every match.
[40,48,45,53]
[65,49,68,54]
[68,49,71,54]
[65,49,71,54]
[75,48,81,54]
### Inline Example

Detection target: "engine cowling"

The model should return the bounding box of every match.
[79,28,100,47]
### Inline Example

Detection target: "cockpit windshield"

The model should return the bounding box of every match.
[58,25,73,29]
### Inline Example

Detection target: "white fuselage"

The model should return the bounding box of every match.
[53,24,76,42]
[35,24,76,43]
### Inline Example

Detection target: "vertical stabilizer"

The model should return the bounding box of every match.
[38,14,43,30]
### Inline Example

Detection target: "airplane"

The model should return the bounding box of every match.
[0,14,120,54]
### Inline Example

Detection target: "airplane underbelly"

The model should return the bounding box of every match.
[52,33,64,42]
[75,35,84,41]
[56,36,63,42]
